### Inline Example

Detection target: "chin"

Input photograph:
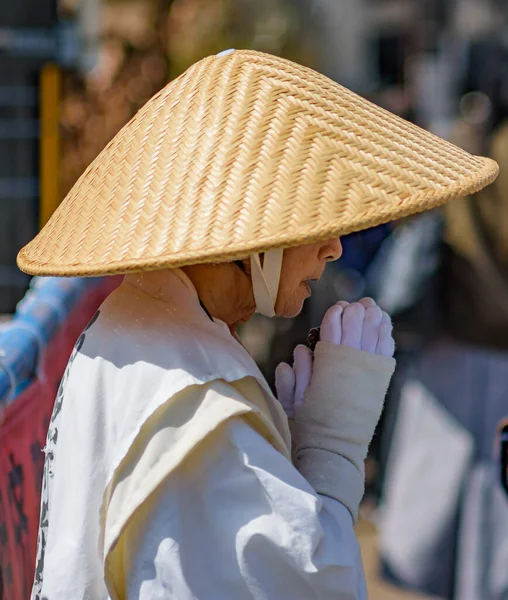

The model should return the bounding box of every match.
[278,296,306,319]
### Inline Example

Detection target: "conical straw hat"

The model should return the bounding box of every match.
[18,50,498,277]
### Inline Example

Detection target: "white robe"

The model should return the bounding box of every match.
[32,269,366,600]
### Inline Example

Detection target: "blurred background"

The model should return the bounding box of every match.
[0,0,508,598]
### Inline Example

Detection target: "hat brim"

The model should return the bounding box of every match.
[17,50,499,277]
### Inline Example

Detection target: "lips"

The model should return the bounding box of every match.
[303,276,319,284]
[302,281,312,295]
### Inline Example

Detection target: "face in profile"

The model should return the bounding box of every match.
[275,239,343,318]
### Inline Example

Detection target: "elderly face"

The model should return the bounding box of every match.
[275,238,343,318]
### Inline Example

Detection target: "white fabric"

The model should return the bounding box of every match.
[103,377,289,584]
[292,342,396,522]
[31,269,290,600]
[32,267,371,600]
[216,48,235,57]
[250,249,284,317]
[380,379,474,586]
[123,418,367,600]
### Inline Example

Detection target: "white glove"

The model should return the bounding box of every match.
[277,298,396,522]
[275,345,312,418]
[275,298,394,418]
[320,297,395,357]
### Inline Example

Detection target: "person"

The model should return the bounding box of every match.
[498,419,508,498]
[379,119,508,599]
[17,49,497,599]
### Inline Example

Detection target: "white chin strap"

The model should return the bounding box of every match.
[250,249,284,318]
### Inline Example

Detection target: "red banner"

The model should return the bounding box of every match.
[0,279,120,600]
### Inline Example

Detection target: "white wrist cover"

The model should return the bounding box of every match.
[291,342,396,522]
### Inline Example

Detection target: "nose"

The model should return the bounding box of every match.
[319,237,342,262]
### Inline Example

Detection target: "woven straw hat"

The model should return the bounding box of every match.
[18,50,498,277]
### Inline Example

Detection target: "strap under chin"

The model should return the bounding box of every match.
[250,249,283,318]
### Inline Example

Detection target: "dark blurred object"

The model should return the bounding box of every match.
[307,327,320,352]
[442,121,508,350]
[500,421,508,497]
[0,1,57,28]
[374,32,406,87]
[462,36,508,134]
[0,0,59,313]
[364,212,444,503]
[366,212,443,351]
[341,225,391,275]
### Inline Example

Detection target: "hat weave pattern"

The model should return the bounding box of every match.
[18,50,498,276]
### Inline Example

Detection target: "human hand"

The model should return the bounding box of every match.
[275,345,312,418]
[290,298,397,520]
[275,298,394,418]
[320,298,395,357]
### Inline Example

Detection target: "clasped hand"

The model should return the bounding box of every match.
[276,298,395,418]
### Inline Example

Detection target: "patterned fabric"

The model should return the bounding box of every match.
[29,269,291,599]
[32,311,100,600]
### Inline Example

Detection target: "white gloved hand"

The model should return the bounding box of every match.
[275,298,394,419]
[275,345,312,418]
[283,298,396,522]
[320,297,395,357]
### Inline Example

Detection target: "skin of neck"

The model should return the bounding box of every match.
[181,261,256,333]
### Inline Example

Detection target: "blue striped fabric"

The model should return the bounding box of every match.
[0,277,103,405]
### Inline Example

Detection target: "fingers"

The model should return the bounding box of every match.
[275,362,296,418]
[359,297,376,309]
[341,303,365,350]
[361,305,383,353]
[376,312,395,357]
[293,345,313,414]
[321,298,395,357]
[335,300,350,309]
[321,305,343,344]
[275,347,313,419]
[321,299,395,357]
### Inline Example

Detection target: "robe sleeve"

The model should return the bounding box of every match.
[109,411,367,599]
